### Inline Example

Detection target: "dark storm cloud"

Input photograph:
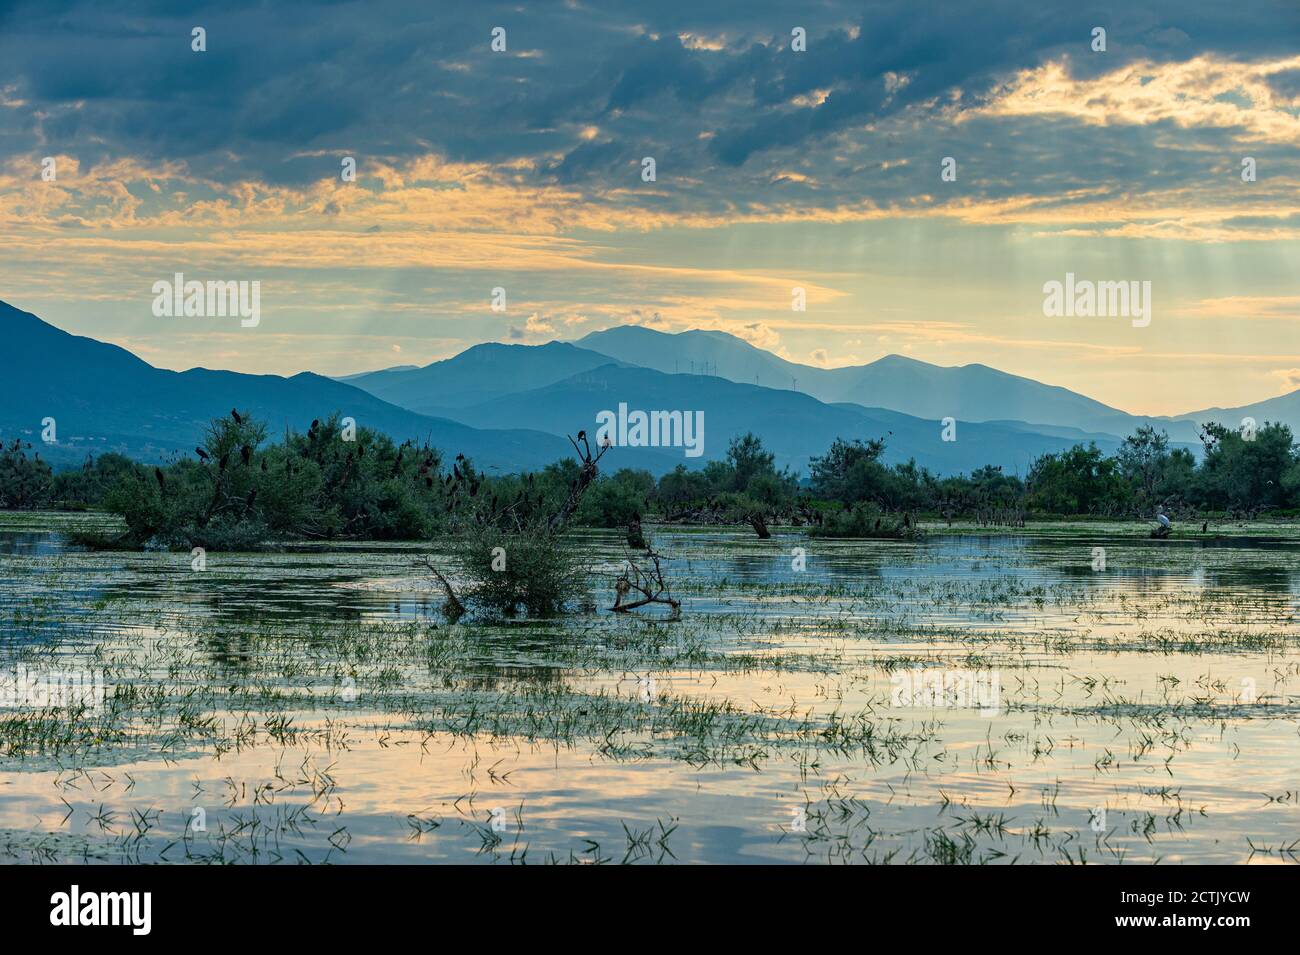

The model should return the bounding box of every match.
[1266,68,1300,97]
[0,0,1296,204]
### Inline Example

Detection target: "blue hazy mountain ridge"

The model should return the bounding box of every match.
[1180,390,1300,434]
[6,301,1274,477]
[341,341,625,413]
[0,301,586,471]
[426,362,1155,475]
[574,325,1211,443]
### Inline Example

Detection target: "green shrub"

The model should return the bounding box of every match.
[808,504,922,540]
[0,440,53,509]
[449,520,588,617]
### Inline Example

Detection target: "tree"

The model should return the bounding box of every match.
[808,437,888,504]
[1117,425,1170,512]
[1026,443,1125,515]
[656,464,712,509]
[1196,421,1295,513]
[725,432,776,492]
[0,439,52,509]
[577,468,654,527]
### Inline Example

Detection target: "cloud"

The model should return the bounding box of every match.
[1187,296,1300,320]
[1270,367,1300,391]
[978,54,1300,142]
[524,313,555,336]
[1,0,1297,413]
[728,321,781,350]
[504,312,558,342]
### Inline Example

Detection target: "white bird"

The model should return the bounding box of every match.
[1156,513,1171,529]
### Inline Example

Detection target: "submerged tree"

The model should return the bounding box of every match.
[427,431,609,619]
[0,439,53,509]
[98,410,452,549]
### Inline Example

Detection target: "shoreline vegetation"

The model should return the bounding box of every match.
[3,410,1293,537]
[2,409,1296,618]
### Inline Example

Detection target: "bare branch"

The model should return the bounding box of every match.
[419,555,465,622]
[610,550,681,619]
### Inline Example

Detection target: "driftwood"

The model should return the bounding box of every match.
[748,514,771,539]
[610,550,681,618]
[420,555,466,622]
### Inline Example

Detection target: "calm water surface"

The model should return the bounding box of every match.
[1,514,1297,864]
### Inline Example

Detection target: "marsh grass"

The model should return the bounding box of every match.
[0,513,1297,863]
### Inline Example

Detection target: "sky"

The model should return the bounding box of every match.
[1,0,1298,415]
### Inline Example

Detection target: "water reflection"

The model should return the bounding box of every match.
[0,517,1297,864]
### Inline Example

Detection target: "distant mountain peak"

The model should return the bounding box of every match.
[2,300,574,471]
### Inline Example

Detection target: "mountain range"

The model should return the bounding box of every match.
[574,327,1212,443]
[0,301,573,471]
[6,299,1295,477]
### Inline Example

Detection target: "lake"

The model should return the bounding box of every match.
[1,511,1297,864]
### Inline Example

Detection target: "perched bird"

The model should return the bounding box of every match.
[154,467,166,490]
[231,409,243,424]
[195,447,210,462]
[219,452,229,471]
[240,445,252,466]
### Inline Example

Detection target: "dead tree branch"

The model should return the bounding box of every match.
[548,430,610,532]
[420,555,465,622]
[610,550,681,619]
